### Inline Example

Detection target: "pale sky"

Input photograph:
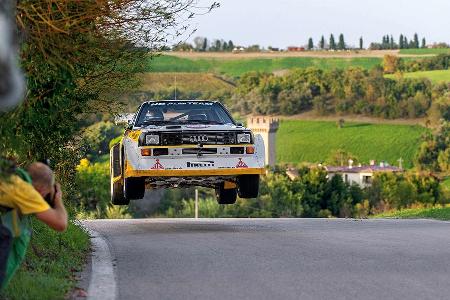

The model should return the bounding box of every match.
[190,0,450,48]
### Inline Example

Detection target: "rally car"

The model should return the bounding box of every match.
[110,100,265,205]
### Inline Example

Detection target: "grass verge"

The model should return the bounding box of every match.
[372,205,450,221]
[1,220,90,300]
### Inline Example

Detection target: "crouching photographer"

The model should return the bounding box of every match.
[0,161,67,290]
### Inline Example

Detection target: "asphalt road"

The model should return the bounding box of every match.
[83,218,450,300]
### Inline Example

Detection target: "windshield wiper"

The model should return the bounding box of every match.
[140,120,177,127]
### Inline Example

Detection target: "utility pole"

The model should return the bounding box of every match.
[195,189,199,219]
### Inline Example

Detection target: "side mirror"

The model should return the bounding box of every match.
[236,122,243,127]
[126,119,133,130]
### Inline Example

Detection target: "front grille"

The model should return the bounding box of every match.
[161,132,236,145]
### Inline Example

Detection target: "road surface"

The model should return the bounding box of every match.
[83,218,450,300]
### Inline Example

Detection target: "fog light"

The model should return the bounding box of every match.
[246,146,255,154]
[141,149,152,156]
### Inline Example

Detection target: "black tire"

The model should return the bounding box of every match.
[237,175,260,198]
[216,183,237,204]
[124,177,146,200]
[110,144,129,205]
[111,180,129,205]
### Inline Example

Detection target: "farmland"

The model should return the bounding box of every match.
[385,69,450,84]
[399,48,450,55]
[276,120,426,168]
[139,72,235,93]
[146,55,382,77]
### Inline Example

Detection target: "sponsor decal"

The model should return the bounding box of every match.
[151,159,164,170]
[185,125,210,129]
[189,135,209,143]
[236,158,248,168]
[187,161,215,168]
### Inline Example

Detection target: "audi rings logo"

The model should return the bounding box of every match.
[189,135,208,143]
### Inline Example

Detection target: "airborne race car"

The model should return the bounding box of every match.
[110,100,265,205]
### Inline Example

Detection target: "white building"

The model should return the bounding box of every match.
[326,161,402,188]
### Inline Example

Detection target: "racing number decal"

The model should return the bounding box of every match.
[151,159,164,170]
[236,158,248,168]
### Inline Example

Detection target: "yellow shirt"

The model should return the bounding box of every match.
[0,175,50,215]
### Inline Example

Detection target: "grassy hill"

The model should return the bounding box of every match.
[276,120,426,168]
[139,73,235,93]
[147,55,382,77]
[399,48,450,55]
[385,69,450,84]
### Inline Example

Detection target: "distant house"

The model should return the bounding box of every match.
[326,160,402,187]
[287,46,305,52]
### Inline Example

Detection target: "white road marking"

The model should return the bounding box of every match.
[86,228,117,300]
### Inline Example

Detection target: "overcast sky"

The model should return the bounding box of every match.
[189,0,450,48]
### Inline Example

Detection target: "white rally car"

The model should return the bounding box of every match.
[110,100,265,205]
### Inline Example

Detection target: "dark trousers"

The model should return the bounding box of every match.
[0,224,12,289]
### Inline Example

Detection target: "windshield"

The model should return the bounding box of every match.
[135,101,235,127]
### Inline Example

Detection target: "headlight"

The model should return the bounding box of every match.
[237,133,251,144]
[145,134,160,145]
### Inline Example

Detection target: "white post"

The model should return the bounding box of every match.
[195,189,199,219]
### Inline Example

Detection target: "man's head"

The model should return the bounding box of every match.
[26,162,55,197]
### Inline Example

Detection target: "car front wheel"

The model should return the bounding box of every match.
[237,175,260,198]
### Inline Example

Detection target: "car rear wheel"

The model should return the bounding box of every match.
[237,175,260,198]
[124,177,146,200]
[216,183,237,204]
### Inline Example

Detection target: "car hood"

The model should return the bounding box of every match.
[135,124,250,132]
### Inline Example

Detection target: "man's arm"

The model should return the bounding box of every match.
[35,183,68,232]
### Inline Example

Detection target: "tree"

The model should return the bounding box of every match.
[228,40,234,51]
[193,37,206,51]
[320,35,325,49]
[329,34,336,50]
[338,34,345,50]
[414,33,419,49]
[383,55,400,73]
[422,38,427,48]
[399,34,404,49]
[359,37,364,50]
[389,35,394,49]
[202,38,208,51]
[308,38,314,50]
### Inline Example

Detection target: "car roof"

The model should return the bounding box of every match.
[145,100,218,104]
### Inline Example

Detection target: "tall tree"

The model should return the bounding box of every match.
[320,35,325,49]
[202,37,208,51]
[421,38,426,48]
[413,33,419,48]
[228,40,234,51]
[338,34,345,50]
[308,37,314,50]
[404,37,409,49]
[359,37,363,50]
[399,34,404,49]
[389,35,394,49]
[329,34,336,50]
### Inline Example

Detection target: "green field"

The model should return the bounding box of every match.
[139,72,235,93]
[385,69,450,83]
[147,55,382,77]
[399,48,450,55]
[373,205,450,220]
[276,120,426,168]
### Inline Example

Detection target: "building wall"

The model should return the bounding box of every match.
[247,116,279,166]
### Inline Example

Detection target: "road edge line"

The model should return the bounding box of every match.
[83,225,117,300]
